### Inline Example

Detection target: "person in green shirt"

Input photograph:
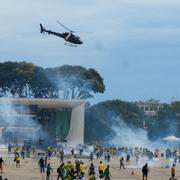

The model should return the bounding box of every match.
[46,163,52,180]
[104,165,111,180]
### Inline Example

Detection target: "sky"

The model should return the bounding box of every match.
[0,0,180,104]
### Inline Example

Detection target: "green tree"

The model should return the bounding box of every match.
[46,65,105,99]
[85,100,144,143]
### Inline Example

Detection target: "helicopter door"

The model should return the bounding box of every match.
[65,33,72,40]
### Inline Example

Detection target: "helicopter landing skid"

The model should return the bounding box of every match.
[64,41,78,47]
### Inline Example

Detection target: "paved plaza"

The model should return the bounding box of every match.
[0,146,180,180]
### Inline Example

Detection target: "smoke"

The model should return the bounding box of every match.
[0,98,47,144]
[108,116,157,148]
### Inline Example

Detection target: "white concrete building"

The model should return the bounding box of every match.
[0,98,85,145]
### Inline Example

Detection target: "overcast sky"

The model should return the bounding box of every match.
[0,0,180,103]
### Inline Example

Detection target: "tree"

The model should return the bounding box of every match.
[0,61,35,97]
[46,65,105,99]
[30,67,56,98]
[85,100,144,143]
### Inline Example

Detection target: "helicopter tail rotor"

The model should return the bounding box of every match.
[40,24,44,33]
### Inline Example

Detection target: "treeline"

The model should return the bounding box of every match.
[147,102,180,141]
[85,100,180,143]
[85,100,144,143]
[0,61,105,99]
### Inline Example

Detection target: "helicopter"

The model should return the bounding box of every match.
[40,21,88,46]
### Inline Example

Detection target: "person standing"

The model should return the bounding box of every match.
[98,161,105,179]
[126,154,130,165]
[80,162,86,177]
[142,163,149,180]
[60,150,64,163]
[88,163,95,176]
[171,164,176,179]
[120,157,125,170]
[15,153,20,168]
[8,144,12,154]
[0,157,4,173]
[71,148,74,156]
[89,152,93,162]
[39,157,45,173]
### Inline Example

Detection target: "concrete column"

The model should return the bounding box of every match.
[66,103,85,146]
[0,127,4,142]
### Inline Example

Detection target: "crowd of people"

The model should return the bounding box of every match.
[39,156,111,180]
[0,144,179,180]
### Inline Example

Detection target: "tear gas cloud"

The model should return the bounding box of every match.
[0,98,47,143]
[108,116,164,149]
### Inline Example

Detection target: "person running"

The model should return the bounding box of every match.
[0,157,4,173]
[171,164,176,179]
[98,161,105,179]
[104,165,111,180]
[57,163,64,180]
[142,163,149,180]
[120,157,125,170]
[39,157,45,173]
[46,163,52,180]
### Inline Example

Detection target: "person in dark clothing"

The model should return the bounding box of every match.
[57,163,64,180]
[120,157,125,170]
[88,163,95,176]
[89,152,93,162]
[75,160,80,174]
[126,154,130,165]
[8,144,12,154]
[0,157,4,173]
[60,150,64,163]
[71,148,74,156]
[142,163,149,180]
[39,157,45,173]
[46,163,52,180]
[44,155,47,168]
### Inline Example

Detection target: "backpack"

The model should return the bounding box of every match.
[57,167,60,173]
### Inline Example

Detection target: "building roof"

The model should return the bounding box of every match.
[0,98,85,108]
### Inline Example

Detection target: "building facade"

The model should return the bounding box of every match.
[136,99,164,117]
[0,98,85,145]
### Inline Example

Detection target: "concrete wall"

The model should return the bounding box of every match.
[66,103,84,146]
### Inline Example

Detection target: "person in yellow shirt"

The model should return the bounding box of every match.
[98,161,105,179]
[15,154,20,168]
[80,162,86,177]
[171,164,176,179]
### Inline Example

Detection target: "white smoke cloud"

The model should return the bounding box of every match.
[109,117,153,148]
[0,98,46,143]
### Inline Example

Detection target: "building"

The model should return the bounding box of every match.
[0,98,85,145]
[136,99,164,117]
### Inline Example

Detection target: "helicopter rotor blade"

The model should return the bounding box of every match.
[73,31,93,34]
[56,20,74,32]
